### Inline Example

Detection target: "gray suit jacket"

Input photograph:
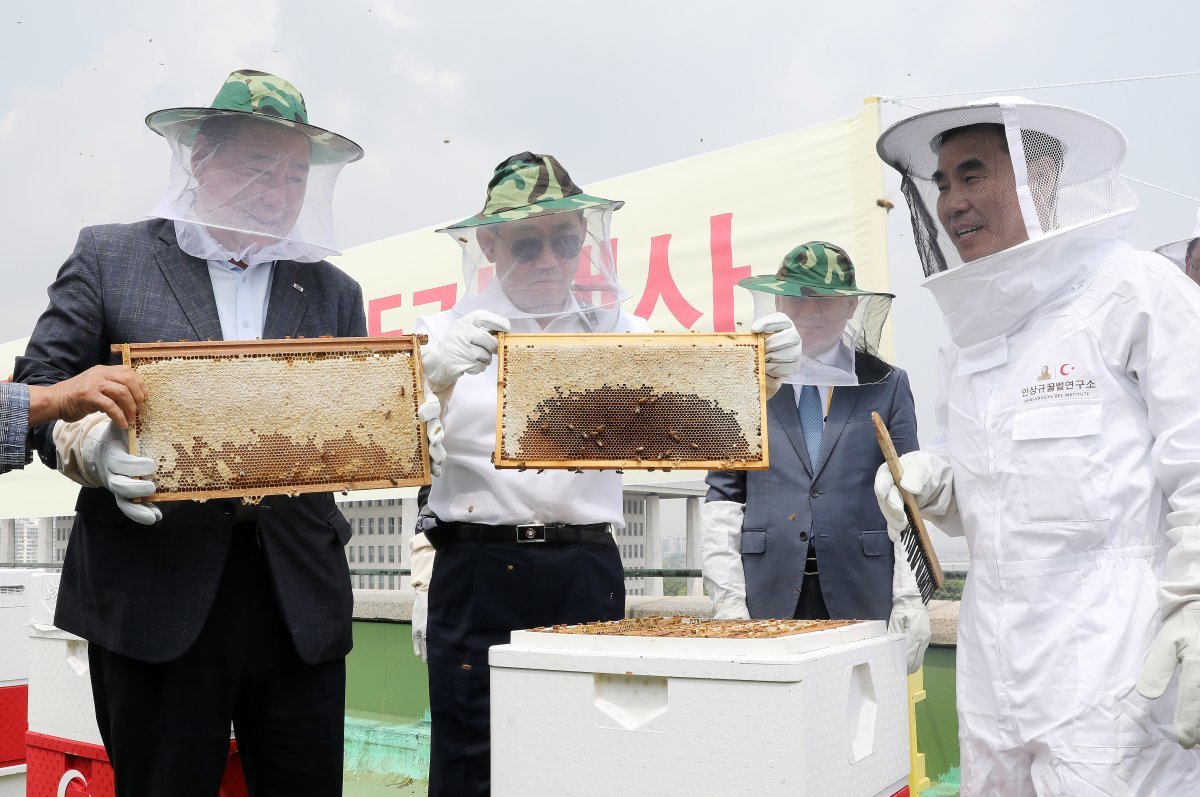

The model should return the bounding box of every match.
[706,354,918,620]
[15,218,366,664]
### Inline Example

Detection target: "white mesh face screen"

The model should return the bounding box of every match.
[149,116,348,265]
[880,100,1136,276]
[122,339,429,501]
[447,204,630,331]
[750,292,893,385]
[495,333,767,470]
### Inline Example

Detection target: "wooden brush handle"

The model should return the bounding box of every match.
[871,411,945,589]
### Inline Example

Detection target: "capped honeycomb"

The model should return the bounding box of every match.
[114,337,430,502]
[533,617,857,639]
[496,333,768,470]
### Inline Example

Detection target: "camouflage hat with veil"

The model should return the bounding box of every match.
[146,69,363,266]
[437,152,629,332]
[739,241,893,386]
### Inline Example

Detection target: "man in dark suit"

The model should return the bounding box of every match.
[702,241,930,673]
[15,70,367,796]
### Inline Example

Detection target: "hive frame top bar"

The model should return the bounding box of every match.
[494,331,769,471]
[111,335,427,360]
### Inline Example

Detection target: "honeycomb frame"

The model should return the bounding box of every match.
[494,332,769,470]
[113,336,431,502]
[533,617,858,638]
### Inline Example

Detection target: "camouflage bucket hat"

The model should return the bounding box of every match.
[440,152,622,230]
[738,241,894,298]
[145,69,364,164]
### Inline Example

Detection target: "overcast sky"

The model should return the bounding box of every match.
[2,0,1197,344]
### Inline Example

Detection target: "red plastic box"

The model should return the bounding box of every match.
[25,732,246,797]
[0,685,27,769]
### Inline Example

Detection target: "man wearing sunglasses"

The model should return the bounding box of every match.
[407,152,803,797]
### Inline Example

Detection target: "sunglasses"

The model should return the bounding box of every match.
[499,232,585,263]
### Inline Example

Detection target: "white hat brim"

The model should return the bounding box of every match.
[877,98,1126,184]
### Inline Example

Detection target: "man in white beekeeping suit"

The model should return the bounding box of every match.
[406,152,803,797]
[874,97,1200,794]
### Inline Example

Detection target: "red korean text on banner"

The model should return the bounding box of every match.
[633,233,703,329]
[368,284,458,336]
[575,239,619,308]
[368,293,405,337]
[709,213,749,333]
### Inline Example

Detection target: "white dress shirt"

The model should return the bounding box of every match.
[207,259,275,340]
[415,284,648,527]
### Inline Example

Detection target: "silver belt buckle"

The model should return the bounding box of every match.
[516,523,546,543]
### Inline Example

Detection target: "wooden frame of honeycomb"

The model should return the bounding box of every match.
[494,332,769,470]
[112,336,430,502]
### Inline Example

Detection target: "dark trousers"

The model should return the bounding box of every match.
[794,571,831,620]
[88,523,346,797]
[426,536,624,797]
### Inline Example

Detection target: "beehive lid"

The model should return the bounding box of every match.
[494,332,768,470]
[492,617,893,681]
[114,337,430,502]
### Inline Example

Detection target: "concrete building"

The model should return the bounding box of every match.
[339,496,420,591]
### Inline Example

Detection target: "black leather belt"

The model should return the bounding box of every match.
[429,521,613,547]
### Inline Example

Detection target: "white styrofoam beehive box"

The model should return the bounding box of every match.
[0,764,26,797]
[489,620,909,797]
[0,569,41,687]
[26,572,103,747]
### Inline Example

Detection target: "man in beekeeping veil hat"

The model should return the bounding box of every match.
[874,97,1200,793]
[406,152,804,796]
[14,69,388,795]
[701,241,930,677]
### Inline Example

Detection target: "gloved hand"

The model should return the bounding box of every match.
[751,312,803,399]
[417,390,446,477]
[410,531,436,662]
[53,413,160,525]
[421,309,511,399]
[700,500,751,620]
[889,536,931,674]
[873,450,954,542]
[412,591,429,662]
[1137,603,1200,748]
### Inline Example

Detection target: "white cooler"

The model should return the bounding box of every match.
[0,568,41,797]
[489,620,909,797]
[26,571,104,747]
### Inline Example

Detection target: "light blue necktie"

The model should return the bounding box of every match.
[798,385,824,467]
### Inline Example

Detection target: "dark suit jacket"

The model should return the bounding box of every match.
[706,353,918,621]
[15,219,365,665]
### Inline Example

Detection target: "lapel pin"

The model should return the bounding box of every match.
[293,283,305,293]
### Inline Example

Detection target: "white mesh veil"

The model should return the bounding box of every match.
[749,291,893,386]
[442,203,630,332]
[149,115,354,265]
[877,97,1136,277]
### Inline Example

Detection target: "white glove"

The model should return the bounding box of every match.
[751,312,803,399]
[410,531,436,662]
[53,414,160,525]
[873,450,954,542]
[700,500,751,620]
[421,309,511,398]
[889,536,931,674]
[412,591,429,662]
[1137,603,1200,748]
[417,390,446,477]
